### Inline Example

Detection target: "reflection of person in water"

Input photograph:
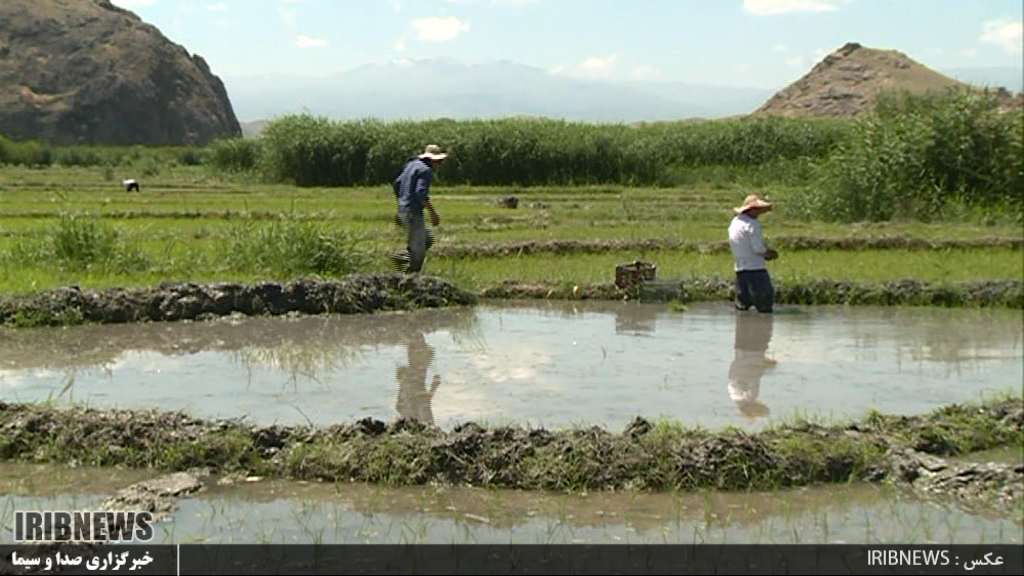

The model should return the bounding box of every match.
[395,332,441,425]
[728,312,776,420]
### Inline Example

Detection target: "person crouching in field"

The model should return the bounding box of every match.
[728,194,778,313]
[391,144,446,273]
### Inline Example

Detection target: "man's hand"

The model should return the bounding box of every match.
[429,210,440,227]
[764,249,778,261]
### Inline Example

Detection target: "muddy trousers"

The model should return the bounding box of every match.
[735,269,774,313]
[392,211,433,273]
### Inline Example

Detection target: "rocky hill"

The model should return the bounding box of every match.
[754,42,1009,118]
[0,0,240,145]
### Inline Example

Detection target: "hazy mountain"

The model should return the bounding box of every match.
[223,58,776,127]
[624,81,776,118]
[942,67,1023,94]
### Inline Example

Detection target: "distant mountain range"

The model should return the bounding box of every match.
[223,58,1022,135]
[225,58,774,134]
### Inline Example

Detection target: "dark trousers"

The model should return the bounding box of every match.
[735,269,774,313]
[391,211,433,273]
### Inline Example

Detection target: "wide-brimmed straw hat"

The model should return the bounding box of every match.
[419,144,448,161]
[733,194,774,214]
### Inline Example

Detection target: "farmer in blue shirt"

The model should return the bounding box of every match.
[391,144,446,273]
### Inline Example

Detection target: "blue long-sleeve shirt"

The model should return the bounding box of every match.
[393,157,433,214]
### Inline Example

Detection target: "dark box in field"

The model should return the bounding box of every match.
[615,261,657,289]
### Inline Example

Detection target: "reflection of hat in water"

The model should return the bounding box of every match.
[728,377,760,402]
[734,194,774,214]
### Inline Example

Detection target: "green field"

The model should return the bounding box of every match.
[0,164,1020,298]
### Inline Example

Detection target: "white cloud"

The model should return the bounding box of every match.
[390,58,413,66]
[279,7,298,32]
[962,47,979,58]
[111,0,156,8]
[296,34,328,48]
[216,19,239,28]
[388,0,402,12]
[394,38,406,52]
[579,54,616,76]
[548,64,565,75]
[743,0,840,15]
[980,18,1023,54]
[206,2,228,11]
[774,44,787,52]
[783,47,829,70]
[411,16,470,41]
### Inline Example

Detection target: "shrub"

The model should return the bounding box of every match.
[222,216,370,277]
[798,89,1023,222]
[207,138,261,172]
[249,114,851,187]
[6,213,150,273]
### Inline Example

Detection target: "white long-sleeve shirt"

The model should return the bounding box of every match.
[728,213,768,272]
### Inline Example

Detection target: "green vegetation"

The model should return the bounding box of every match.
[0,134,204,170]
[7,212,150,273]
[0,398,1020,493]
[201,89,1024,225]
[794,91,1024,222]
[223,216,370,277]
[227,113,850,187]
[0,89,1020,305]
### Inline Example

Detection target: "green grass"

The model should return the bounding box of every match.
[2,397,1020,494]
[0,164,1020,297]
[433,248,1022,288]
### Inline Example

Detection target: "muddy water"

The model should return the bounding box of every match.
[0,302,1020,430]
[0,463,1019,545]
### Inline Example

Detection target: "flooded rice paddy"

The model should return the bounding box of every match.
[1,462,1021,545]
[0,301,1020,431]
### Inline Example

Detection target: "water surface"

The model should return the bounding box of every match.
[1,463,1019,545]
[0,301,1019,430]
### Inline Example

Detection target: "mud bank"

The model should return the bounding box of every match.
[481,278,1024,308]
[1,399,1020,504]
[0,274,475,327]
[433,235,1024,258]
[885,449,1023,514]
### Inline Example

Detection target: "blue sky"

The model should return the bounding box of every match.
[112,0,1023,88]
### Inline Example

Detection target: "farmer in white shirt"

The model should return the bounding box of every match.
[728,194,778,313]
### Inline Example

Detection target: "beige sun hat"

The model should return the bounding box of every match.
[419,144,448,161]
[734,194,774,214]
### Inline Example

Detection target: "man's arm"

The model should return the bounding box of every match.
[425,199,440,227]
[417,170,440,226]
[750,222,777,260]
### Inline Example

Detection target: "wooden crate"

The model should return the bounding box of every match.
[615,261,657,289]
